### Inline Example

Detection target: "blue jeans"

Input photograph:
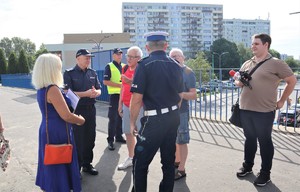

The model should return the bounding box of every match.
[132,110,180,192]
[240,110,275,173]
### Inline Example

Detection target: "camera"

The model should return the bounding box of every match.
[239,71,252,89]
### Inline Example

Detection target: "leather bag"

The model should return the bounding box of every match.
[0,132,10,171]
[229,99,242,128]
[43,86,73,165]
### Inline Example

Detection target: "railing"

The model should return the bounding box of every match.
[189,68,300,132]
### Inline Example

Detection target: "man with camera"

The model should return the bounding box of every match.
[234,33,296,187]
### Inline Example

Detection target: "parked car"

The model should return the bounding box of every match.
[278,109,300,127]
[290,104,300,112]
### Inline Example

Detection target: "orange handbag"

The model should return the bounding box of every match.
[43,86,73,165]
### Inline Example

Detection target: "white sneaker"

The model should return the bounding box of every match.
[118,157,133,170]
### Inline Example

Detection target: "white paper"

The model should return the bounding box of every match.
[66,89,80,112]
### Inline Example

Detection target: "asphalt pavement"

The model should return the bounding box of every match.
[0,86,299,192]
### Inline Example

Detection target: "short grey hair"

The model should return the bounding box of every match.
[127,46,143,58]
[169,48,184,57]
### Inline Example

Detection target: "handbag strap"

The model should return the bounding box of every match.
[248,56,272,76]
[45,85,70,145]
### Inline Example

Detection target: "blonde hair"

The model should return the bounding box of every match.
[31,53,63,89]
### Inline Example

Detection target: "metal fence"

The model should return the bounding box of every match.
[2,69,300,132]
[190,68,300,132]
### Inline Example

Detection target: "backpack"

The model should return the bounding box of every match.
[122,65,129,74]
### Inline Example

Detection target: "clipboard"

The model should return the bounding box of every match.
[65,89,80,112]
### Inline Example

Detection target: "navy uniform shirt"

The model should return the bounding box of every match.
[131,50,183,110]
[63,65,101,106]
[103,60,123,81]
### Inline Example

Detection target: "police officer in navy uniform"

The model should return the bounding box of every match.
[130,32,184,192]
[103,48,126,151]
[63,49,101,176]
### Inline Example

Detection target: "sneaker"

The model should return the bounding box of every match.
[118,157,133,170]
[236,167,253,177]
[253,172,271,187]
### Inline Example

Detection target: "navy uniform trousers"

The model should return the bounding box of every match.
[73,105,96,168]
[132,109,180,192]
[107,94,123,142]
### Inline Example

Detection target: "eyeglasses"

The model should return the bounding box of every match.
[170,55,182,59]
[126,54,140,59]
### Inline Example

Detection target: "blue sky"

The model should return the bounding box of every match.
[1,0,299,59]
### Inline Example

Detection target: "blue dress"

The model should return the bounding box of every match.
[35,85,81,192]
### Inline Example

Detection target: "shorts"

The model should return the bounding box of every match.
[122,104,144,134]
[176,112,190,144]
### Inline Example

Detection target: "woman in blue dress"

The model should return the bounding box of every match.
[32,53,85,192]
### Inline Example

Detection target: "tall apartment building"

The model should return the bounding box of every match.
[122,2,223,58]
[223,19,270,48]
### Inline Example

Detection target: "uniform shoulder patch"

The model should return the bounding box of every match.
[65,67,74,72]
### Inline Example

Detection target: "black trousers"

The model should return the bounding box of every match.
[107,94,123,143]
[132,110,180,192]
[240,110,275,173]
[73,105,96,168]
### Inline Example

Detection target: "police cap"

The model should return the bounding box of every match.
[113,48,123,54]
[144,31,169,41]
[76,49,94,58]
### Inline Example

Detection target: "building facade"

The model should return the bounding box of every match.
[223,19,270,48]
[122,2,223,58]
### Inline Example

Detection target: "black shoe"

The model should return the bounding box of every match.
[82,165,98,175]
[116,137,126,144]
[253,171,271,187]
[236,167,252,177]
[108,142,115,150]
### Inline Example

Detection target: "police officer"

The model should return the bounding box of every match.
[63,49,101,176]
[130,32,184,192]
[103,48,126,151]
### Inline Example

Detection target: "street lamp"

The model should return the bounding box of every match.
[87,34,113,69]
[213,51,229,82]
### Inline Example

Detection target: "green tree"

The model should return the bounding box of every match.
[35,44,48,60]
[0,38,13,58]
[0,48,7,74]
[7,52,18,74]
[269,49,281,59]
[237,43,252,64]
[186,52,211,84]
[285,57,300,70]
[0,37,36,58]
[209,38,240,80]
[18,49,29,73]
